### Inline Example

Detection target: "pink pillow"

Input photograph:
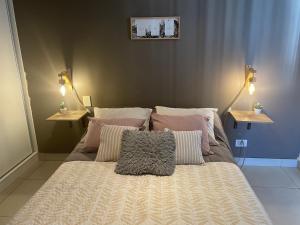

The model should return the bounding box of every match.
[151,113,212,155]
[83,118,145,152]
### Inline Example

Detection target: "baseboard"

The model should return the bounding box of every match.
[0,152,41,202]
[38,153,69,161]
[235,157,298,167]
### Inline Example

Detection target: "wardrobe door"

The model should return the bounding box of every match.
[0,0,33,177]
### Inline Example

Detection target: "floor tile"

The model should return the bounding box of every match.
[0,180,45,217]
[282,167,300,187]
[253,187,300,225]
[0,179,23,204]
[0,217,10,225]
[242,166,297,188]
[28,161,62,180]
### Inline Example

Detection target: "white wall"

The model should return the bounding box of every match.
[0,0,36,177]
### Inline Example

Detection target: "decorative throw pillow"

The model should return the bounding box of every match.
[95,125,139,162]
[151,113,213,155]
[94,107,152,130]
[155,106,218,143]
[115,130,176,176]
[83,117,145,152]
[170,129,205,165]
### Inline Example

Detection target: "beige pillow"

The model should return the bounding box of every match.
[95,125,138,162]
[94,107,152,130]
[155,106,217,142]
[170,129,205,165]
[152,113,213,155]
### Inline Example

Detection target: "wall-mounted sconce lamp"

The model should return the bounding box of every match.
[223,64,258,114]
[57,69,91,113]
[58,69,72,96]
[245,65,256,95]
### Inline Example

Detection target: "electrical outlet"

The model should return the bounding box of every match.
[82,96,92,107]
[235,139,248,148]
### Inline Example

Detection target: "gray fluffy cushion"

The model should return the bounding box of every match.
[115,130,176,176]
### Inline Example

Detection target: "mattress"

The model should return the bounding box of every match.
[9,161,271,225]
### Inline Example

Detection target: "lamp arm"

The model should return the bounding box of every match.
[222,84,246,116]
[71,88,91,113]
[72,86,84,105]
[222,65,257,117]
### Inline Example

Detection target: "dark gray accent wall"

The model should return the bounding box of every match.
[13,0,300,158]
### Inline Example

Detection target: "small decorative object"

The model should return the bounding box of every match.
[130,17,180,40]
[59,101,68,114]
[253,102,263,114]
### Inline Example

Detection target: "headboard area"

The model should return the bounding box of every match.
[13,0,300,159]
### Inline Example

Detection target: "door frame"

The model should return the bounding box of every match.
[5,0,38,154]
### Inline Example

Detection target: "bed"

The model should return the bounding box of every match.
[8,113,272,225]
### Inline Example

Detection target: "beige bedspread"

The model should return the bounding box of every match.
[9,162,272,225]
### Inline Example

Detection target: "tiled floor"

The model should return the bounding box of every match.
[0,162,299,225]
[0,161,62,225]
[242,166,300,225]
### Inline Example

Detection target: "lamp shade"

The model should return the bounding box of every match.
[58,69,72,97]
[60,85,66,96]
[249,82,255,95]
[245,65,256,95]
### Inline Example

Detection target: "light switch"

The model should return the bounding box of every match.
[82,96,92,107]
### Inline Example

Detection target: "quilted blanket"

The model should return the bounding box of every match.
[9,161,272,225]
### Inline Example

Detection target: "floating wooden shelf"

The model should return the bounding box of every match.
[229,110,273,124]
[46,110,88,121]
[229,110,273,130]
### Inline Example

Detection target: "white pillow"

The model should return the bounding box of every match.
[171,129,205,165]
[94,107,152,130]
[155,106,218,141]
[95,125,138,162]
